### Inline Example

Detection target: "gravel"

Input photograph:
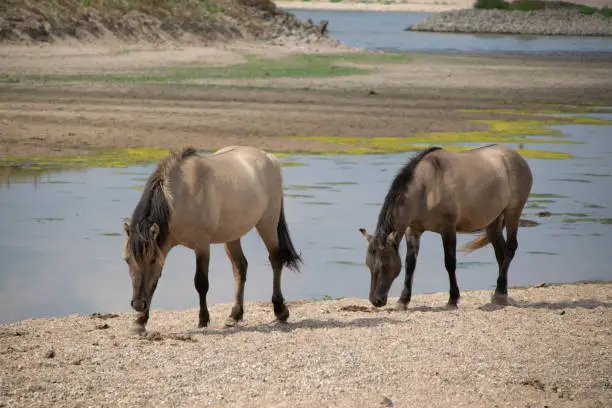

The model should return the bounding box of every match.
[407,9,612,36]
[1,283,611,407]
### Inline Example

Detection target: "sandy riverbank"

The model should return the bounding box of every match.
[1,43,612,161]
[276,0,472,12]
[1,282,610,407]
[275,0,611,12]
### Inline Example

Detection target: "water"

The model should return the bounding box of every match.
[287,9,612,55]
[1,117,612,323]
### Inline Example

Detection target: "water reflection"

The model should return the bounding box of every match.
[1,123,612,324]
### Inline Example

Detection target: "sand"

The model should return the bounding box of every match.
[275,0,612,12]
[1,282,610,407]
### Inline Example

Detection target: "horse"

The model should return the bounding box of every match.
[122,145,303,333]
[359,144,533,309]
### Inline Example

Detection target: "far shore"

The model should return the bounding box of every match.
[275,0,473,12]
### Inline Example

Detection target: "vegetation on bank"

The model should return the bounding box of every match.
[0,52,414,83]
[474,0,612,17]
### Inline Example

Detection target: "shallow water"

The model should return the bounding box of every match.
[1,117,612,323]
[288,9,612,55]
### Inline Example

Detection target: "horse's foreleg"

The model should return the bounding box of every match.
[194,248,211,328]
[442,230,460,308]
[224,239,248,327]
[493,221,518,305]
[397,230,421,311]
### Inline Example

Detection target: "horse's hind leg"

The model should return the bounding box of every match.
[492,214,519,305]
[224,239,248,327]
[441,229,460,308]
[256,221,290,322]
[194,247,211,328]
[486,216,507,305]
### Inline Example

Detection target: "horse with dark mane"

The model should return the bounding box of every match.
[123,146,302,332]
[359,144,533,309]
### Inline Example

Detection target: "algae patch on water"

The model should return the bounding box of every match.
[287,119,582,159]
[0,148,173,169]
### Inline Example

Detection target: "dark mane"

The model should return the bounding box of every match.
[374,146,442,245]
[127,147,198,263]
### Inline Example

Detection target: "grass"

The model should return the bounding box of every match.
[0,52,415,84]
[473,0,612,16]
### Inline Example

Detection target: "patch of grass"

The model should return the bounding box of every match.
[1,52,415,84]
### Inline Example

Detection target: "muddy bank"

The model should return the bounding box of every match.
[1,46,612,160]
[0,0,338,46]
[0,282,610,407]
[408,8,612,36]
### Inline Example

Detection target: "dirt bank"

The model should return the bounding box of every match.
[0,282,610,407]
[1,45,612,161]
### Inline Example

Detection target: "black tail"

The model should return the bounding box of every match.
[276,200,303,272]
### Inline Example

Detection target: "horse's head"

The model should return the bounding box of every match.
[123,222,165,313]
[359,228,402,308]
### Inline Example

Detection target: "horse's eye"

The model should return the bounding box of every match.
[150,258,156,265]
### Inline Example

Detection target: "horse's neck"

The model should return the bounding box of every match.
[389,185,420,235]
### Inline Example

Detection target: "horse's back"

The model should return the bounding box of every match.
[416,144,532,232]
[171,146,284,244]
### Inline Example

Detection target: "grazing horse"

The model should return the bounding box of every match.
[359,144,533,309]
[122,146,302,333]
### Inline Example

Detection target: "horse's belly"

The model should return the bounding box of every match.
[455,197,507,232]
[209,220,260,244]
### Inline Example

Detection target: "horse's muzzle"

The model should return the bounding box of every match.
[370,296,387,308]
[131,299,148,312]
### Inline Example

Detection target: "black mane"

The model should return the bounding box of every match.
[374,146,442,244]
[127,147,198,262]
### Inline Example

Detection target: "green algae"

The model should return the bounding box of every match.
[530,193,568,199]
[0,148,173,170]
[459,107,612,116]
[286,118,588,159]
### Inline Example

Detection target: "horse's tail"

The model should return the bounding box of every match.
[460,232,490,254]
[276,199,303,272]
[460,215,535,253]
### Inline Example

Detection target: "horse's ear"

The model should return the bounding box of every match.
[386,231,398,246]
[123,222,130,237]
[359,228,372,242]
[150,223,160,241]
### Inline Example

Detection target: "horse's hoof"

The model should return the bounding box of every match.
[491,292,510,305]
[275,305,290,322]
[224,317,239,328]
[446,301,459,309]
[395,302,408,311]
[130,324,146,335]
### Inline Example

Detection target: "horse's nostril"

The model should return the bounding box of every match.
[142,300,148,310]
[130,300,135,308]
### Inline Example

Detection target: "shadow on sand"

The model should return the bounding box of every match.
[184,315,403,337]
[478,298,612,312]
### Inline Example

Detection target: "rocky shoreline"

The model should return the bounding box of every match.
[407,9,612,36]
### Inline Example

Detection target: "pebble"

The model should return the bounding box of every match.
[407,9,612,37]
